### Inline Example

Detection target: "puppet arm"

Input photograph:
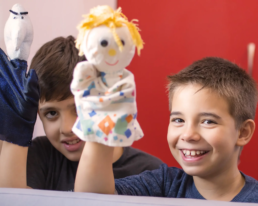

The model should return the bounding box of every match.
[70,61,97,93]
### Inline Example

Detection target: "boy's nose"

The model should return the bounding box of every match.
[60,116,76,136]
[181,125,201,142]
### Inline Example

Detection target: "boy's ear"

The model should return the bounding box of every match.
[236,119,255,147]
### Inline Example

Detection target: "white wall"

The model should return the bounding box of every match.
[0,0,117,138]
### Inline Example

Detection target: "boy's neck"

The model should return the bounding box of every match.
[193,167,245,201]
[112,147,124,163]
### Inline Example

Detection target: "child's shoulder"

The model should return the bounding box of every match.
[232,173,258,203]
[115,164,192,197]
[122,147,163,165]
[28,136,64,162]
[29,136,52,151]
[113,147,163,179]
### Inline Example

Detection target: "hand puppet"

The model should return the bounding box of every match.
[4,4,33,61]
[71,5,144,146]
[0,4,39,146]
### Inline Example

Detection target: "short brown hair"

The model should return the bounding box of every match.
[30,36,85,102]
[167,57,257,128]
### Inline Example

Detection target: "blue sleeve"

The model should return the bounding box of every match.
[115,164,186,197]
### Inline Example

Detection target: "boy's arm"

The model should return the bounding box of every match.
[0,140,2,155]
[75,142,115,194]
[0,142,28,188]
[75,141,169,196]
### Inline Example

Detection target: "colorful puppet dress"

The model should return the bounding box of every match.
[71,63,143,146]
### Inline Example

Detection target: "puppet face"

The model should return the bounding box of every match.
[83,25,135,73]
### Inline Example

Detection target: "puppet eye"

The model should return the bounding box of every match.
[121,40,125,46]
[100,40,108,47]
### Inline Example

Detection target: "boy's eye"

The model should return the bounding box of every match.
[202,119,217,124]
[121,40,125,46]
[171,118,184,123]
[45,111,58,119]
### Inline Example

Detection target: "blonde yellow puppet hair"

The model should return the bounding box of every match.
[76,5,144,56]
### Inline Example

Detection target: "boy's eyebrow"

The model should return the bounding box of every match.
[170,112,221,119]
[67,103,76,108]
[39,107,56,112]
[170,111,182,116]
[199,112,221,119]
[39,104,76,112]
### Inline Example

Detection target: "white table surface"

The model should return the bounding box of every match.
[0,188,257,206]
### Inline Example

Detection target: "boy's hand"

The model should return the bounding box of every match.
[0,48,39,146]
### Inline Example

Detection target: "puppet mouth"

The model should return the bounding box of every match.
[105,60,119,66]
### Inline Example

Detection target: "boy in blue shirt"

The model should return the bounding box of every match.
[74,57,258,202]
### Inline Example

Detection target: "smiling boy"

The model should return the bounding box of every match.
[74,57,258,202]
[0,36,163,191]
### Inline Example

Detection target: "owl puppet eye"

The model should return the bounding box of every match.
[100,40,108,47]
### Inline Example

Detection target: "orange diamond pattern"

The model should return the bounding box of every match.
[125,115,133,123]
[98,115,115,135]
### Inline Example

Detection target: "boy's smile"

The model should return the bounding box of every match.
[167,83,241,178]
[38,97,85,161]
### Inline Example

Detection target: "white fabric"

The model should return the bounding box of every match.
[83,25,135,75]
[71,62,143,146]
[4,4,33,61]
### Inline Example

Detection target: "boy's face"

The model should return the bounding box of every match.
[167,84,240,178]
[38,96,85,161]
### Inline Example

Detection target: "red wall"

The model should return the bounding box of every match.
[118,0,258,179]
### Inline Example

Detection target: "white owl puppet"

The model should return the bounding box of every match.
[4,4,33,61]
[71,6,144,147]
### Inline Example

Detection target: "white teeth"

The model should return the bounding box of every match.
[183,150,206,157]
[66,139,80,145]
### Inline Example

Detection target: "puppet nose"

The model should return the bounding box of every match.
[108,49,116,56]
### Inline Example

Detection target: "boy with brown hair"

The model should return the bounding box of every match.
[74,57,258,202]
[0,36,162,191]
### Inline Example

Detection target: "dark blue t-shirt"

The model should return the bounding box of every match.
[115,164,258,203]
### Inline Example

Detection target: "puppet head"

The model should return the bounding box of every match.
[4,4,33,61]
[76,6,143,73]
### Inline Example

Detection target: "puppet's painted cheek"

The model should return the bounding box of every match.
[108,49,116,56]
